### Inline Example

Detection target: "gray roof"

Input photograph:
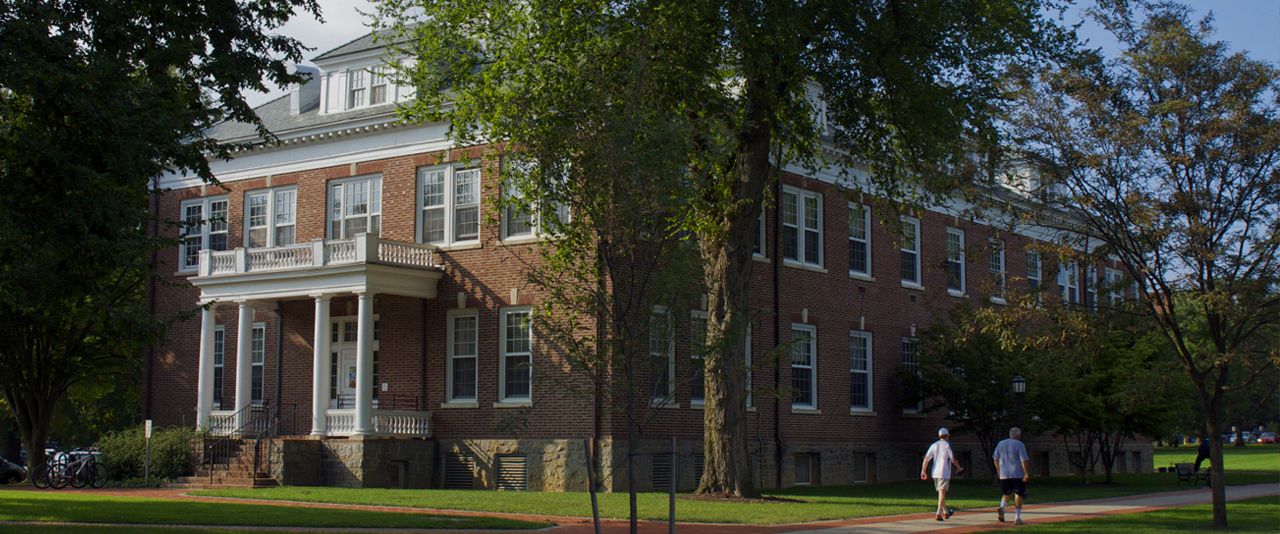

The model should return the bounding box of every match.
[313,28,408,61]
[204,95,397,142]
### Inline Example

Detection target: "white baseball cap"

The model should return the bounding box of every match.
[938,427,950,436]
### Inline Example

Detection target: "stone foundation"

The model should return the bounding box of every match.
[250,436,1152,491]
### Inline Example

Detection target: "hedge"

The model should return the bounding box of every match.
[95,425,195,481]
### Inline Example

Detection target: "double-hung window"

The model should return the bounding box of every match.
[330,175,381,239]
[1058,261,1078,303]
[946,228,965,294]
[900,217,921,286]
[212,326,225,409]
[251,323,265,405]
[1106,268,1126,305]
[369,69,388,105]
[1027,251,1042,291]
[791,324,817,409]
[419,166,481,245]
[753,211,766,257]
[180,196,229,271]
[1084,266,1098,307]
[989,240,1006,299]
[448,310,478,403]
[348,69,367,108]
[902,338,922,413]
[690,311,708,405]
[781,187,822,266]
[649,308,674,402]
[500,307,533,402]
[500,157,570,240]
[850,331,872,412]
[848,203,870,277]
[246,187,296,248]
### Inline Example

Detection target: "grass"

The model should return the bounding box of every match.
[195,470,1277,525]
[1153,443,1280,473]
[1013,496,1279,533]
[0,489,549,530]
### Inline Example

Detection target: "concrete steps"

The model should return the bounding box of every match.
[163,438,280,490]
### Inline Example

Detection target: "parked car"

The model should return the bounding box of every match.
[1,458,25,484]
[1258,432,1277,444]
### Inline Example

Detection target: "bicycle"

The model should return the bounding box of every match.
[32,448,108,489]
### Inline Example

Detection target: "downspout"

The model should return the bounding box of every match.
[275,300,283,409]
[145,175,160,423]
[421,298,427,411]
[772,175,782,490]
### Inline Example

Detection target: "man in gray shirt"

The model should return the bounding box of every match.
[993,427,1031,524]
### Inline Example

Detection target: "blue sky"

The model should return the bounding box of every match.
[244,0,1280,107]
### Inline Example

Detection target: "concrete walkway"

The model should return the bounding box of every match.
[1,483,1274,533]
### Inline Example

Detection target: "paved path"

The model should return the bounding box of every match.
[1,483,1275,533]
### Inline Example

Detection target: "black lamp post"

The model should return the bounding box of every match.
[1012,375,1026,430]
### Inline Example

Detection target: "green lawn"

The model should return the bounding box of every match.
[195,470,1277,525]
[1153,443,1279,472]
[1011,496,1279,533]
[0,490,549,530]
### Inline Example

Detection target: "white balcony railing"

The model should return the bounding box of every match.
[198,234,439,277]
[325,409,433,438]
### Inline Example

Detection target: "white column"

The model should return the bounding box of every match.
[195,303,219,428]
[353,291,376,436]
[311,294,331,437]
[235,301,255,430]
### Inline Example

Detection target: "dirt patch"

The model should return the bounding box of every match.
[678,494,808,504]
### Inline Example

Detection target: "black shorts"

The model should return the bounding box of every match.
[1001,478,1027,497]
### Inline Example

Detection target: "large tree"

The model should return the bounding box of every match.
[377,0,1070,497]
[0,0,319,475]
[1006,2,1280,526]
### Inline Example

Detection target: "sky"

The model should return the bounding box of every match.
[244,0,1280,107]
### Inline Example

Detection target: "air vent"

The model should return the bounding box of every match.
[693,454,705,487]
[496,456,528,491]
[443,453,475,489]
[652,454,672,492]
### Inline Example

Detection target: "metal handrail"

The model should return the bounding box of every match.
[203,403,272,484]
[252,404,299,475]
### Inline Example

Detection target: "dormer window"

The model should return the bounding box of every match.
[348,68,389,109]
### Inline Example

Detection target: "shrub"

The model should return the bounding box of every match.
[95,425,195,481]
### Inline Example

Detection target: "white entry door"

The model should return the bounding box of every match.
[339,347,357,404]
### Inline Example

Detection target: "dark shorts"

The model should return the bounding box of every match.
[1001,478,1027,497]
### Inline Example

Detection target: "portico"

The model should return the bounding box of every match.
[191,233,443,438]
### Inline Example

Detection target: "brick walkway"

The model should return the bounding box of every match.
[1,483,1275,533]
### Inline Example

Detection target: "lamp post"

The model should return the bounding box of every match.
[1012,375,1026,431]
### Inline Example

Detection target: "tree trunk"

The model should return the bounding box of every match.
[695,68,774,499]
[1204,418,1227,527]
[6,388,55,477]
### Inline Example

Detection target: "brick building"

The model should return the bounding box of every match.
[146,35,1152,490]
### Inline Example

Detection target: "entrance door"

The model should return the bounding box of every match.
[338,348,357,407]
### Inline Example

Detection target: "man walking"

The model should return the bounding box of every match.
[921,427,964,521]
[993,427,1031,525]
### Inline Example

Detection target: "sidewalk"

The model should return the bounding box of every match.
[1,483,1275,533]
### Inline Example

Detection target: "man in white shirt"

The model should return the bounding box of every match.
[921,427,964,521]
[993,427,1032,525]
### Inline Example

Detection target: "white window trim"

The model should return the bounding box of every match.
[179,195,229,272]
[419,165,482,247]
[946,228,966,296]
[990,240,1006,304]
[900,216,922,288]
[648,306,677,407]
[848,203,872,279]
[498,306,534,405]
[213,325,225,410]
[444,309,480,407]
[690,310,708,406]
[1106,268,1125,305]
[499,157,570,243]
[251,322,266,405]
[1058,261,1078,303]
[850,330,873,413]
[244,186,297,249]
[781,186,823,268]
[902,337,922,414]
[791,323,818,411]
[754,210,767,259]
[329,174,382,240]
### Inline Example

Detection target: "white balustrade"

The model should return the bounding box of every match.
[323,409,431,438]
[325,410,356,435]
[197,234,440,277]
[207,410,237,436]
